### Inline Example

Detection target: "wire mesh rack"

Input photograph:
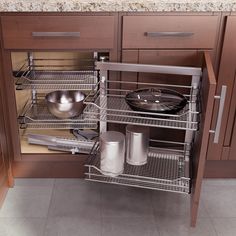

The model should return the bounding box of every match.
[18,99,97,130]
[15,69,98,91]
[84,80,200,131]
[85,140,191,194]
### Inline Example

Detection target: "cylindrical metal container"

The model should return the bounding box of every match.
[100,131,125,177]
[126,125,149,166]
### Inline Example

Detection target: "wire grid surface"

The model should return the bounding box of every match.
[85,145,190,194]
[15,70,98,91]
[19,100,97,130]
[84,93,199,130]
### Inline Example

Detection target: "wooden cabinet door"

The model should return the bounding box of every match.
[207,16,236,161]
[2,16,116,50]
[226,72,236,160]
[228,116,236,160]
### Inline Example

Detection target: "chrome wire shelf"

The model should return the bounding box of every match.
[85,140,191,194]
[15,70,98,91]
[18,99,97,130]
[84,80,200,131]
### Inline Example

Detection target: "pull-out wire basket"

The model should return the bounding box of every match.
[14,58,98,91]
[18,99,97,130]
[84,80,200,131]
[85,140,191,194]
[15,69,98,91]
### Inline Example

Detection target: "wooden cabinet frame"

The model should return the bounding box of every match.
[0,13,119,178]
[0,12,229,227]
[205,16,236,176]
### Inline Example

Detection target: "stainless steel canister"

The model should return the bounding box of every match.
[100,131,125,177]
[126,125,149,166]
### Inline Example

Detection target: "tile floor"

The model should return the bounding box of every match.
[0,178,235,236]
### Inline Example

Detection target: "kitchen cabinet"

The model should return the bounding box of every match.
[0,13,119,178]
[0,12,226,227]
[206,16,236,176]
[122,15,219,49]
[1,16,115,50]
[118,14,221,226]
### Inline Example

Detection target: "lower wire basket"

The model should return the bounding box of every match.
[85,140,191,194]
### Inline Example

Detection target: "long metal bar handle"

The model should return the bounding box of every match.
[144,32,194,37]
[32,32,80,37]
[210,85,227,143]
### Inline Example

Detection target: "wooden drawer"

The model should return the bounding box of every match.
[1,16,115,50]
[123,16,219,49]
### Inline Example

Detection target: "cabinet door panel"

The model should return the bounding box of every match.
[123,16,219,49]
[191,52,216,226]
[207,16,236,160]
[229,116,236,160]
[224,73,236,147]
[1,16,115,50]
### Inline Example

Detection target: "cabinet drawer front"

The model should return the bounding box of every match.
[2,16,115,49]
[123,16,219,49]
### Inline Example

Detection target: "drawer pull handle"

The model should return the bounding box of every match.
[32,32,81,37]
[144,32,194,37]
[209,85,227,143]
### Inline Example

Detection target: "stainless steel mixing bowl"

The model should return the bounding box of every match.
[45,90,85,119]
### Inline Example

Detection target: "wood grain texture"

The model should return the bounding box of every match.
[191,52,216,226]
[0,21,10,204]
[229,116,236,160]
[224,73,236,152]
[204,160,236,178]
[13,160,86,178]
[1,16,115,50]
[207,16,236,160]
[123,15,219,49]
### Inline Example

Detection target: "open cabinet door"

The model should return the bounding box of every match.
[190,52,217,226]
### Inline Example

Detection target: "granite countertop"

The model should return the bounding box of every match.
[0,0,236,12]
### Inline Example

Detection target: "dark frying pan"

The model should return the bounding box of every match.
[125,88,187,114]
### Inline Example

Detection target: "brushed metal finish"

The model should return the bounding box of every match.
[45,90,85,119]
[145,32,194,37]
[100,131,125,177]
[126,125,149,166]
[32,32,81,37]
[95,61,202,76]
[209,85,227,143]
[85,140,191,194]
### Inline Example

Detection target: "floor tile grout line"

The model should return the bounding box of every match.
[42,178,56,236]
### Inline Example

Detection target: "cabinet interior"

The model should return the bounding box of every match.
[12,51,105,154]
[10,50,203,194]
